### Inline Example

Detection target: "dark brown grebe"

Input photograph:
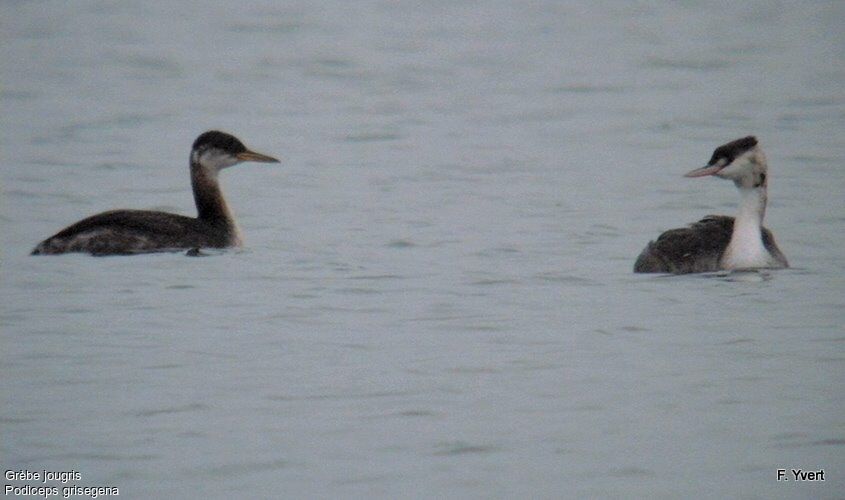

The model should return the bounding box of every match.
[32,131,279,256]
[634,136,788,274]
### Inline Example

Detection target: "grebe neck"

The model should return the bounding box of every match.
[722,185,769,269]
[190,162,241,244]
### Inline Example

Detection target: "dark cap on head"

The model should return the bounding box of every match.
[708,136,758,166]
[192,131,247,154]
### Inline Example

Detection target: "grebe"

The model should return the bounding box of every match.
[32,131,279,256]
[634,136,788,274]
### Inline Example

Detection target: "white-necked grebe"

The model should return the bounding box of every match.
[634,136,788,274]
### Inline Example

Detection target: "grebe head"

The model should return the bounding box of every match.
[191,130,279,172]
[684,136,767,189]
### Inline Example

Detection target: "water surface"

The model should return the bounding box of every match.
[2,1,844,498]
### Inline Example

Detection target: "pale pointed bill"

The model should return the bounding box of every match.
[685,159,727,177]
[236,150,280,163]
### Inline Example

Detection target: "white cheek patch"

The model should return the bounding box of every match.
[197,149,236,172]
[718,150,754,178]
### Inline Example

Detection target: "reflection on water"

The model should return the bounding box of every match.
[2,1,844,498]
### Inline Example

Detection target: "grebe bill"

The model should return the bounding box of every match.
[32,130,279,256]
[634,136,788,274]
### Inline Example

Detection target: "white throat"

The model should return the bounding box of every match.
[720,186,772,269]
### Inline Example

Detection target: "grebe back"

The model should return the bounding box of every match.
[634,136,788,274]
[32,131,279,256]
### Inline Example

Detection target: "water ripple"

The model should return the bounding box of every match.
[135,403,208,418]
[433,441,500,456]
[267,390,419,402]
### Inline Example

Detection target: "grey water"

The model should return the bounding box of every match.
[2,1,844,498]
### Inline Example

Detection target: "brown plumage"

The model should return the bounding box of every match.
[634,136,788,274]
[634,216,785,274]
[32,131,279,256]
